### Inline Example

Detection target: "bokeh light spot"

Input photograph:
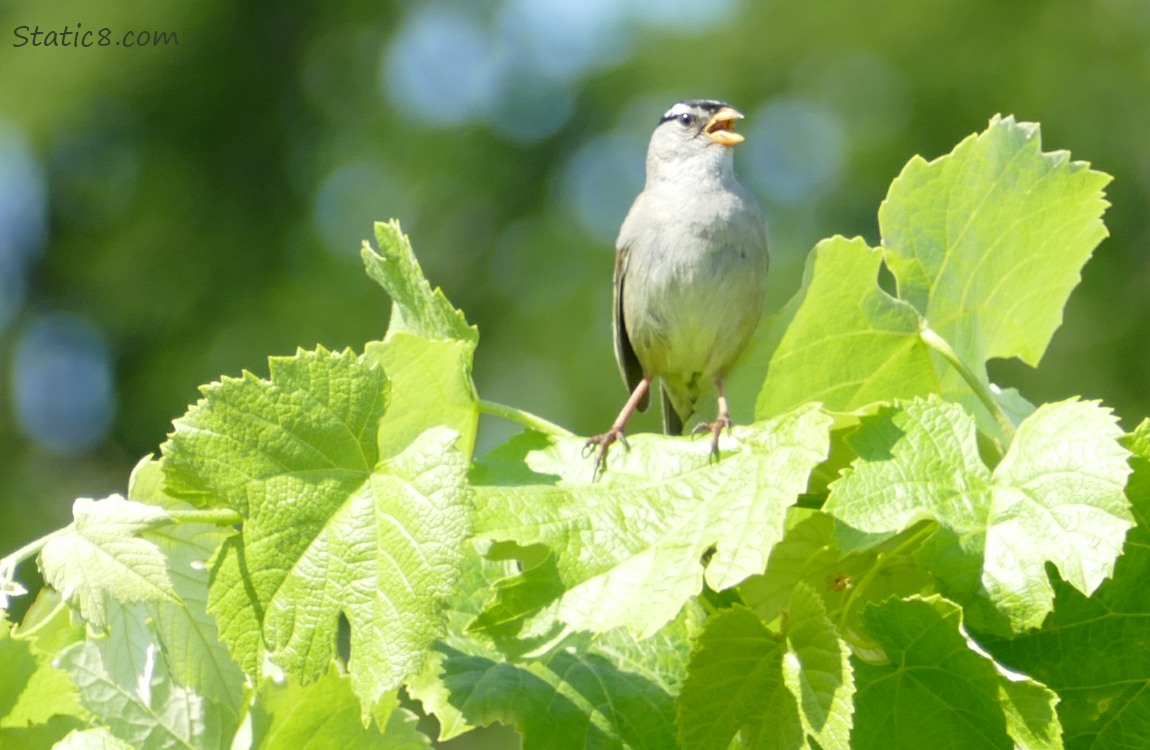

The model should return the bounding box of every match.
[561,134,647,243]
[481,68,575,144]
[312,160,412,256]
[0,123,46,331]
[801,53,913,148]
[381,5,506,127]
[496,0,630,83]
[744,98,847,204]
[12,315,116,454]
[626,0,738,30]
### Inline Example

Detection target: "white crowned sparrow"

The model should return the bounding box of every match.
[586,99,769,472]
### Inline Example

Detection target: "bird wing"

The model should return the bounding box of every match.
[612,243,650,412]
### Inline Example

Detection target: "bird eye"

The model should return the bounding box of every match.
[678,112,693,126]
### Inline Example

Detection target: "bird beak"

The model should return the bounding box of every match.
[704,107,745,146]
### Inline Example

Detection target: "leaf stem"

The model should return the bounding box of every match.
[0,508,241,581]
[919,326,1016,441]
[837,521,937,635]
[168,508,244,526]
[478,400,574,438]
[1,527,71,574]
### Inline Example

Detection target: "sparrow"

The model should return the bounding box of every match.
[586,99,769,472]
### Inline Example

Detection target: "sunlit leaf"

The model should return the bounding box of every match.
[472,405,831,642]
[826,396,1132,633]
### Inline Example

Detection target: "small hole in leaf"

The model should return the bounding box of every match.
[337,611,351,666]
[876,260,897,296]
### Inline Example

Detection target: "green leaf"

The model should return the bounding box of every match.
[116,458,244,715]
[362,219,477,344]
[0,613,38,725]
[3,592,87,729]
[738,510,935,644]
[413,641,678,749]
[364,334,478,461]
[826,396,1132,633]
[986,398,1131,604]
[781,584,854,750]
[852,596,1060,750]
[0,716,86,749]
[982,419,1150,749]
[220,426,468,708]
[59,640,238,750]
[39,495,178,628]
[737,511,857,626]
[676,585,853,750]
[165,347,471,710]
[410,588,694,746]
[405,544,537,739]
[52,727,136,750]
[590,604,696,697]
[362,222,479,458]
[471,404,832,642]
[163,346,391,513]
[68,458,245,718]
[880,115,1109,436]
[251,665,430,749]
[736,235,933,421]
[735,117,1110,442]
[880,115,1111,368]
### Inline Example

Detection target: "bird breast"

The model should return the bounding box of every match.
[619,185,768,382]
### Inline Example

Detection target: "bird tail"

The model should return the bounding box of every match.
[661,386,689,435]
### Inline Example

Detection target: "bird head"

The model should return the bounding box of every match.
[645,99,746,184]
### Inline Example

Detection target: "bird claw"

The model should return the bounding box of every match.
[584,429,628,479]
[692,416,733,462]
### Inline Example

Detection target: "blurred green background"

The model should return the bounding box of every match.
[1,0,1148,638]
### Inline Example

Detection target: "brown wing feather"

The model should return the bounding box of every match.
[612,244,649,412]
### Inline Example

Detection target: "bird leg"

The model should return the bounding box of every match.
[693,376,732,460]
[585,376,651,477]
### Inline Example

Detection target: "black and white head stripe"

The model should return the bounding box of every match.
[658,99,729,124]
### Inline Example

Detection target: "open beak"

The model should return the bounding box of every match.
[704,107,745,146]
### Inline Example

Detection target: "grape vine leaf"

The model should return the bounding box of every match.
[1,614,40,723]
[733,117,1110,441]
[410,639,679,749]
[742,235,934,419]
[826,396,1132,634]
[360,219,479,457]
[3,590,87,734]
[364,334,479,462]
[411,606,694,745]
[83,458,244,717]
[59,640,237,750]
[1,607,88,748]
[408,544,688,746]
[39,495,178,628]
[362,219,477,345]
[162,346,391,513]
[52,727,137,750]
[0,718,86,750]
[737,509,932,631]
[852,595,1060,750]
[676,584,853,750]
[981,419,1150,750]
[162,348,472,712]
[880,115,1111,369]
[471,404,832,642]
[250,665,430,749]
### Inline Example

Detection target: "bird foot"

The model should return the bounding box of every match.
[583,429,629,479]
[692,415,733,461]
